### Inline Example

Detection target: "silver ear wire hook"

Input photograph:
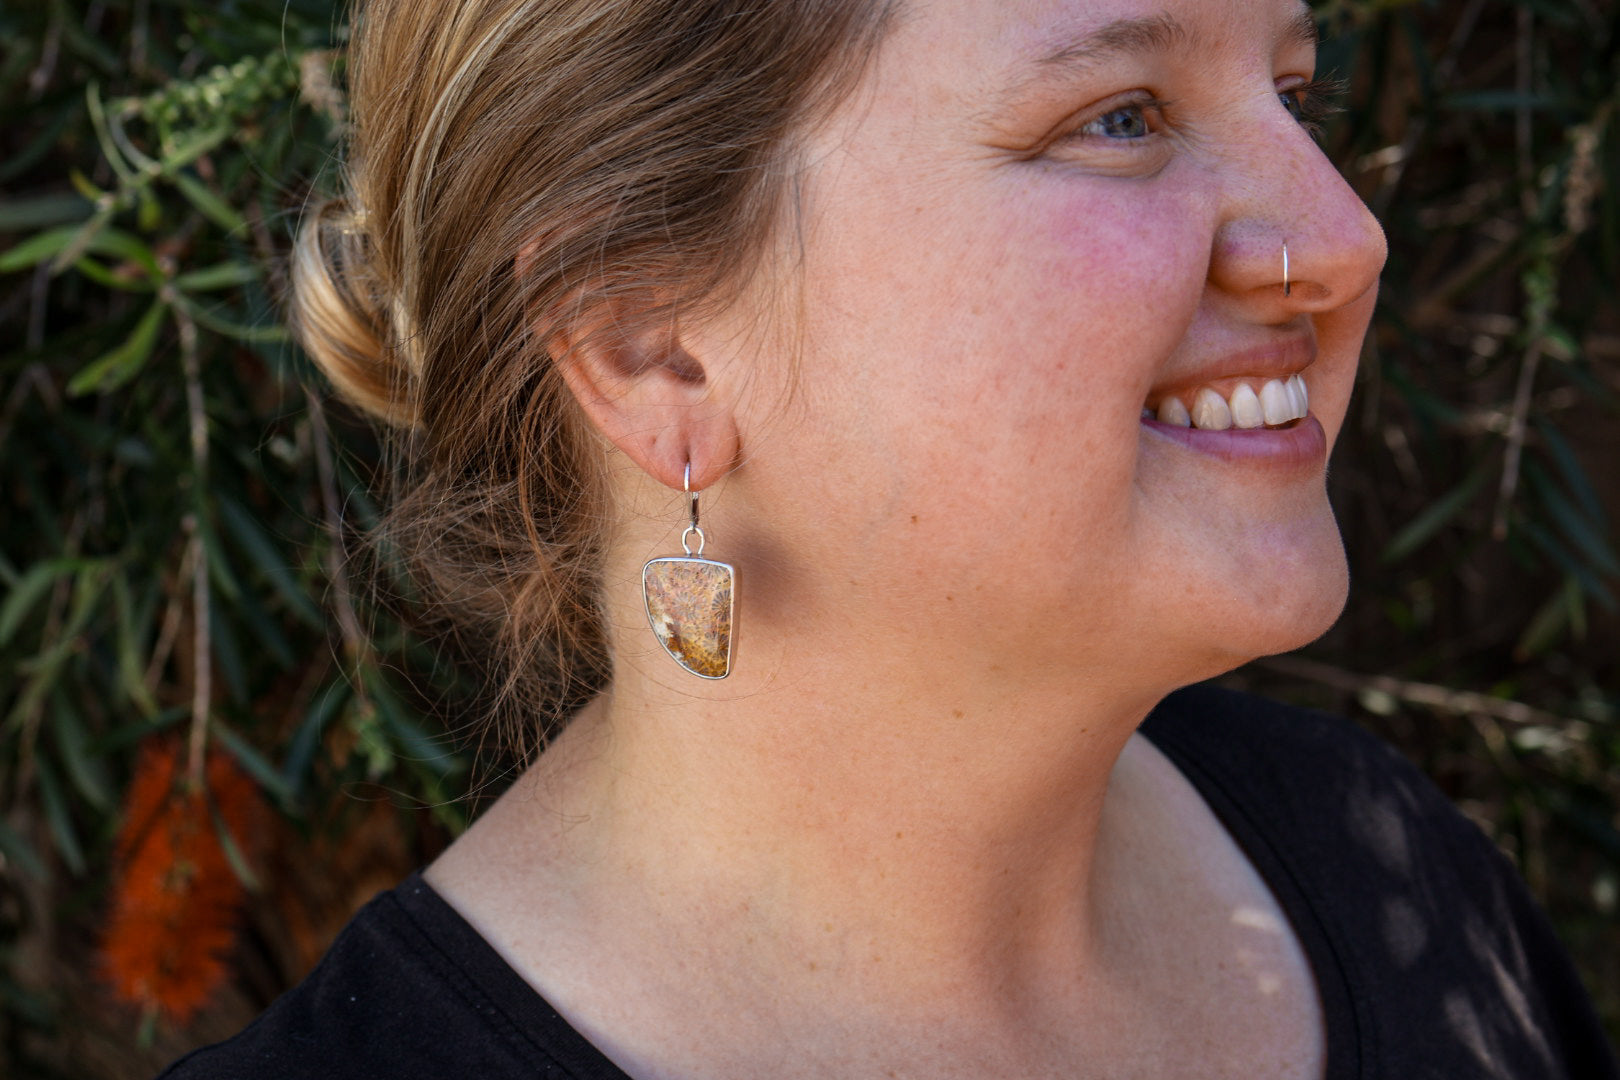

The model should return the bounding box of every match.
[1282,241,1292,298]
[681,461,705,556]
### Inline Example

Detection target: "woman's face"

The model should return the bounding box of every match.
[708,0,1386,686]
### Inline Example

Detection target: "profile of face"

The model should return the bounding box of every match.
[679,0,1387,693]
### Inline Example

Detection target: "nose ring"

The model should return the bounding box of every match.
[1282,241,1292,298]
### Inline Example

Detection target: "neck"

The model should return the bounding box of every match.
[517,614,1184,1006]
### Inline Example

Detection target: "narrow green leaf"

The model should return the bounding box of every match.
[1381,464,1492,564]
[208,800,262,893]
[67,300,168,396]
[90,707,186,757]
[212,723,296,808]
[2,221,163,279]
[85,81,138,187]
[282,681,349,800]
[34,759,86,877]
[372,676,460,777]
[209,596,249,706]
[159,127,231,177]
[215,494,323,627]
[44,206,119,275]
[1521,520,1618,609]
[1514,575,1580,660]
[0,225,84,273]
[67,168,106,203]
[79,229,163,279]
[1528,462,1620,577]
[0,193,93,233]
[136,185,162,231]
[70,256,158,292]
[49,695,112,812]
[175,261,259,292]
[174,294,288,343]
[172,171,246,234]
[197,514,242,603]
[60,562,112,642]
[4,566,110,730]
[1535,421,1609,530]
[0,560,77,648]
[111,571,159,717]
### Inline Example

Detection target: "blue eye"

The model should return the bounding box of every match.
[1083,105,1152,139]
[1278,78,1344,138]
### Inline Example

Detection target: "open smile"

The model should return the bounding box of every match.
[1143,374,1309,431]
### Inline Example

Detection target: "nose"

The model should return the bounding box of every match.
[1207,102,1387,313]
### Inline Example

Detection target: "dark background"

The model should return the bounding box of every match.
[0,0,1615,1074]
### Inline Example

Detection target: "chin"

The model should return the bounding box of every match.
[1186,541,1350,683]
[1251,548,1349,655]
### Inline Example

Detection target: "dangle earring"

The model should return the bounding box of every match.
[1282,241,1292,298]
[642,463,735,679]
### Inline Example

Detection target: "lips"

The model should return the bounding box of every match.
[1140,412,1328,467]
[1137,337,1327,467]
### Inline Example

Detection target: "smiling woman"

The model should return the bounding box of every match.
[155,0,1618,1077]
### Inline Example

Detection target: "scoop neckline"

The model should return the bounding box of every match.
[394,691,1364,1080]
[1139,695,1366,1080]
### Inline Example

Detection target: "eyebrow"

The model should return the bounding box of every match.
[1010,7,1321,93]
[1031,13,1192,73]
[1283,9,1321,53]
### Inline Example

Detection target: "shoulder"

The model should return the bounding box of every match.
[155,877,583,1080]
[1144,682,1619,1079]
[1143,681,1481,877]
[1145,680,1417,788]
[1142,680,1526,948]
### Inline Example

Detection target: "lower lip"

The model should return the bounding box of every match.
[1139,414,1327,469]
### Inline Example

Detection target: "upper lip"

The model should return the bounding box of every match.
[1144,335,1317,406]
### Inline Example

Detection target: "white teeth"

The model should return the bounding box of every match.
[1259,379,1294,426]
[1229,383,1265,429]
[1289,374,1309,415]
[1154,373,1311,431]
[1156,396,1192,427]
[1191,387,1233,431]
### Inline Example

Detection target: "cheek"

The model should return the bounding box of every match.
[1033,178,1208,315]
[956,178,1211,487]
[787,160,1213,545]
[991,173,1212,395]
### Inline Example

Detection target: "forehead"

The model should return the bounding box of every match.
[873,0,1316,98]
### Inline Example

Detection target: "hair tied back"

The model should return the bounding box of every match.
[291,196,420,428]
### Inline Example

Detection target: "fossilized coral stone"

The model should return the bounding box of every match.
[642,557,734,678]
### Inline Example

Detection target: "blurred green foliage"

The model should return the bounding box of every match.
[1267,0,1620,1033]
[0,0,1616,1074]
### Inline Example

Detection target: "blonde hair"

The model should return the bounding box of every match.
[291,0,893,754]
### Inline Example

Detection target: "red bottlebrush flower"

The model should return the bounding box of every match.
[98,737,267,1026]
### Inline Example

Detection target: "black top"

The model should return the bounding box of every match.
[159,684,1619,1079]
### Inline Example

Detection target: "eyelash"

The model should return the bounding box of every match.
[1073,77,1347,146]
[1281,77,1347,139]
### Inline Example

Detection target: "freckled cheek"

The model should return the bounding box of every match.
[1034,187,1208,338]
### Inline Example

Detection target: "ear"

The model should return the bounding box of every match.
[551,309,740,493]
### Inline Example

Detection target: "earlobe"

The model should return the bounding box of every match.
[551,312,740,492]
